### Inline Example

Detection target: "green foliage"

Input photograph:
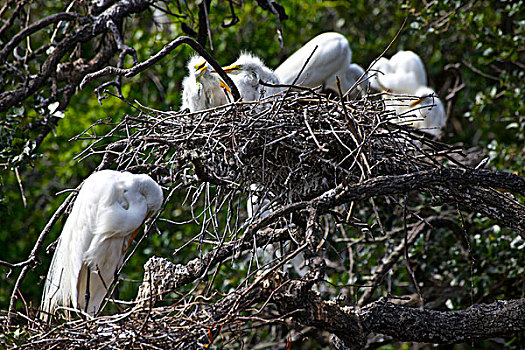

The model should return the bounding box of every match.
[0,0,523,348]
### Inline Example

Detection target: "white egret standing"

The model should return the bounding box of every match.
[275,32,367,97]
[40,170,163,320]
[369,50,427,94]
[220,53,282,101]
[181,55,230,112]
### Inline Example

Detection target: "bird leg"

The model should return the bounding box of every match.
[113,268,120,300]
[84,266,91,313]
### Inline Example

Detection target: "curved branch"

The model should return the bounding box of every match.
[80,36,241,101]
[7,192,76,325]
[0,0,155,112]
[0,12,84,62]
[277,291,524,348]
[360,298,525,344]
[240,168,525,245]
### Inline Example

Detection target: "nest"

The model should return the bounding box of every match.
[85,89,458,211]
[6,90,468,349]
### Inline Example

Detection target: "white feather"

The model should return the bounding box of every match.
[223,52,282,101]
[181,55,230,112]
[369,50,427,94]
[275,32,367,97]
[40,170,163,320]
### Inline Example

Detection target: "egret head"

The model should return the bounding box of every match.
[220,53,278,84]
[127,173,164,218]
[187,56,209,82]
[409,86,438,107]
[222,53,265,74]
[194,61,208,81]
[213,53,281,101]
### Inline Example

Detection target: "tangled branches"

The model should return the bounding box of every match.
[0,0,284,167]
[3,90,525,348]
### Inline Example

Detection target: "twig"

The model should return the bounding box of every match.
[8,192,76,325]
[80,36,241,101]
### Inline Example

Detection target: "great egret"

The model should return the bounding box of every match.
[369,50,427,94]
[402,86,446,137]
[274,32,367,97]
[181,55,230,112]
[220,53,282,101]
[368,51,445,136]
[40,170,163,320]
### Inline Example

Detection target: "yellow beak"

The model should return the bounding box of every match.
[410,97,423,107]
[212,64,242,74]
[219,79,231,92]
[196,64,207,76]
[195,60,206,70]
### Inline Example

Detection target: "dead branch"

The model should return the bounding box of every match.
[80,36,241,101]
[5,89,524,347]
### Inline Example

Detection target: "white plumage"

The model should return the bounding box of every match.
[247,184,274,220]
[40,170,163,320]
[369,51,445,136]
[402,86,446,137]
[221,53,282,101]
[275,32,367,97]
[369,50,427,94]
[181,55,230,112]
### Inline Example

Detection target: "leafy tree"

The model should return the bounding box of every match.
[1,0,523,349]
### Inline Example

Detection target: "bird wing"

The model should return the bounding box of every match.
[369,57,393,91]
[275,33,351,87]
[389,51,427,87]
[78,171,149,315]
[41,170,161,318]
[378,71,424,94]
[41,180,99,319]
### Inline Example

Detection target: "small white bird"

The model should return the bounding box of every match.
[181,55,231,112]
[40,170,163,320]
[275,32,368,97]
[369,50,427,94]
[220,53,282,101]
[402,86,446,137]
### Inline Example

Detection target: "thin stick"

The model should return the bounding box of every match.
[8,192,76,325]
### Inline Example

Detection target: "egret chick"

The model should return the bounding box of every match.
[181,55,230,112]
[220,53,282,101]
[41,170,163,320]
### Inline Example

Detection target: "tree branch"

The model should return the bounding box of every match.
[360,298,525,344]
[276,287,524,348]
[0,0,154,112]
[240,168,525,244]
[80,36,241,101]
